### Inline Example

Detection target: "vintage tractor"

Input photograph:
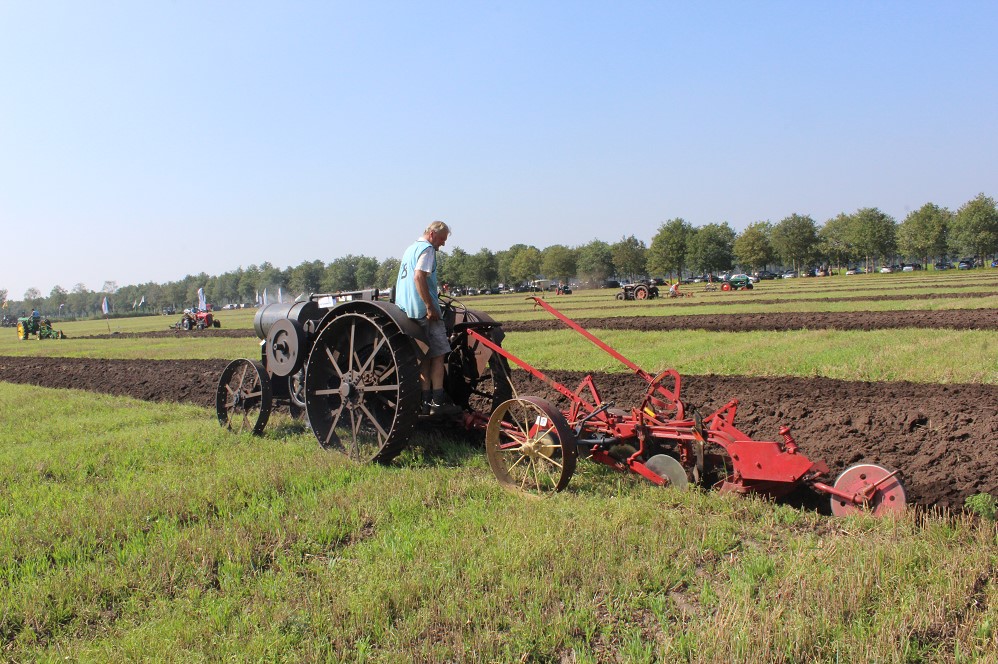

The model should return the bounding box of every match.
[616,282,660,300]
[16,316,66,340]
[469,298,906,516]
[172,309,220,330]
[216,289,512,463]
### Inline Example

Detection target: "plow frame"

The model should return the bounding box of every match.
[471,296,901,512]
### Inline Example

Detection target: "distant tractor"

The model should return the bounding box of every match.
[616,282,660,300]
[16,316,66,340]
[171,309,220,331]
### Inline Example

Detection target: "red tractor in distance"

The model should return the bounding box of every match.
[172,308,220,331]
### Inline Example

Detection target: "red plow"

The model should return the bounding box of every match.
[466,297,906,515]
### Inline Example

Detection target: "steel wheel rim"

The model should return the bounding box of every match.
[486,397,577,498]
[305,312,419,463]
[216,358,272,435]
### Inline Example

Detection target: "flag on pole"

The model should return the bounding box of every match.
[263,289,268,305]
[133,299,138,310]
[197,287,207,311]
[139,295,146,307]
[278,287,283,304]
[102,297,110,315]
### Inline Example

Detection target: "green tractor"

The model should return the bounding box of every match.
[17,316,66,340]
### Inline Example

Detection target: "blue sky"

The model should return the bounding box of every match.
[2,1,996,300]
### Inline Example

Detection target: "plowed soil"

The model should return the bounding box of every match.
[75,308,998,339]
[2,355,995,511]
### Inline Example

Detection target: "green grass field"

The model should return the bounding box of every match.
[2,384,996,662]
[2,268,997,661]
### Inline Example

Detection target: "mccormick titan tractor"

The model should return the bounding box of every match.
[217,291,906,516]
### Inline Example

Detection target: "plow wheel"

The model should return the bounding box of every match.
[216,358,272,435]
[830,463,907,516]
[486,396,577,498]
[16,321,28,340]
[304,310,420,464]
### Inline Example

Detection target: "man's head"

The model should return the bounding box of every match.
[424,221,451,250]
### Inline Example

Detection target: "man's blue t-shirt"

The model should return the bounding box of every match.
[395,239,437,319]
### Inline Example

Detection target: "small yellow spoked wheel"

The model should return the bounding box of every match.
[486,396,577,498]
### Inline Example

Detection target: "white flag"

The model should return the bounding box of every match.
[197,287,207,311]
[278,287,283,304]
[140,295,146,306]
[263,288,268,305]
[102,297,109,315]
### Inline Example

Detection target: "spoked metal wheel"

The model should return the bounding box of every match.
[634,285,649,300]
[830,463,907,516]
[304,311,420,463]
[486,397,577,498]
[216,358,272,435]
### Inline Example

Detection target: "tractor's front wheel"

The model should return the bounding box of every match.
[486,397,577,498]
[216,358,272,435]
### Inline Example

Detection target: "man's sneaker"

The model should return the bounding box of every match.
[428,397,462,416]
[421,400,432,416]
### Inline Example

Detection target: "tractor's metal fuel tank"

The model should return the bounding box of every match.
[253,301,323,340]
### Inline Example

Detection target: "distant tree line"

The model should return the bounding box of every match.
[3,194,996,319]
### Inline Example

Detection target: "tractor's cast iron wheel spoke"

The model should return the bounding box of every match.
[304,311,420,464]
[215,358,272,435]
[486,396,577,498]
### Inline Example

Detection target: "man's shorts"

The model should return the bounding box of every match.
[415,318,451,358]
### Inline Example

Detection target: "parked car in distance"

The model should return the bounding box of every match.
[933,262,949,270]
[880,266,893,273]
[902,265,914,272]
[957,259,973,270]
[753,270,777,280]
[781,271,797,279]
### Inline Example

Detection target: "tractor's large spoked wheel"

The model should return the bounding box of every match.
[830,463,907,516]
[216,359,272,435]
[486,396,577,498]
[305,311,420,464]
[634,285,649,300]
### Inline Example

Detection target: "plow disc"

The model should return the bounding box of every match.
[828,464,907,516]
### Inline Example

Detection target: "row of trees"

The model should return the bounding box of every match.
[4,194,996,319]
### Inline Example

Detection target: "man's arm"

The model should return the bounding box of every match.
[413,270,439,321]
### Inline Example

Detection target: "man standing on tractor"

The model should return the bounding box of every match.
[395,221,462,416]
